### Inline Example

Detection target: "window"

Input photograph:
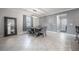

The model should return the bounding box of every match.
[57,14,67,32]
[26,16,32,27]
[23,15,32,31]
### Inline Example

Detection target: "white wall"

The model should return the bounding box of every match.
[0,8,30,37]
[39,9,79,35]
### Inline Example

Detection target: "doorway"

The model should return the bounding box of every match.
[4,17,17,36]
[57,14,67,32]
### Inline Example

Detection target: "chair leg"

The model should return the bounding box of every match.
[77,38,79,44]
[75,33,79,44]
[75,33,78,39]
[75,33,78,41]
[43,33,44,37]
[45,32,46,36]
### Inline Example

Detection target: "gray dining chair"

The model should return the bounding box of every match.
[39,26,47,37]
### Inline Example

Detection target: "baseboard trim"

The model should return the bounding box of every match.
[47,31,75,37]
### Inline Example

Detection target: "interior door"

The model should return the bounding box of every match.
[4,17,17,36]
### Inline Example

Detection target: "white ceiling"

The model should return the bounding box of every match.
[22,8,75,17]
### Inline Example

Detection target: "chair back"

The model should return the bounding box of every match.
[75,26,79,33]
[41,26,47,33]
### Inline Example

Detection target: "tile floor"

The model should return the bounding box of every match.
[0,32,79,51]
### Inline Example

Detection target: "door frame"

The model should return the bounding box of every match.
[4,17,17,36]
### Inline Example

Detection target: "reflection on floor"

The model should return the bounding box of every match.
[0,32,79,51]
